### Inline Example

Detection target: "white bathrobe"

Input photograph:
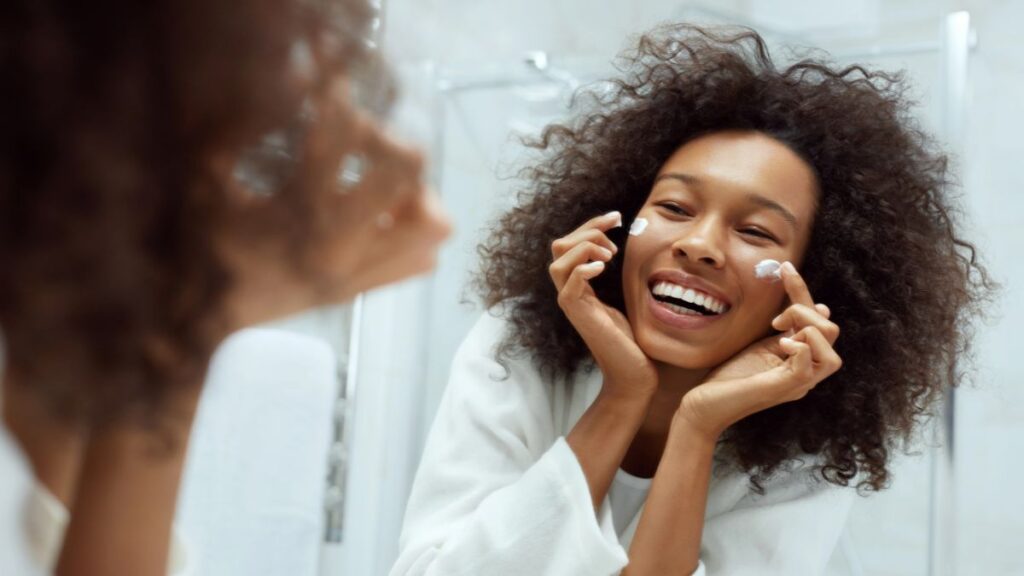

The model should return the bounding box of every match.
[391,311,856,576]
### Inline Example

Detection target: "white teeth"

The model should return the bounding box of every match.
[662,301,701,316]
[650,281,728,314]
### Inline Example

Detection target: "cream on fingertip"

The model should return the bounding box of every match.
[605,211,623,228]
[629,217,648,236]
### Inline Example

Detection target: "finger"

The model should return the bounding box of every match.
[789,326,826,364]
[778,335,812,379]
[580,210,624,232]
[779,261,816,308]
[793,326,843,377]
[815,303,831,318]
[559,261,606,307]
[551,227,619,260]
[551,211,622,255]
[338,189,452,294]
[390,186,452,245]
[319,121,424,237]
[353,130,424,206]
[549,241,616,291]
[772,304,840,345]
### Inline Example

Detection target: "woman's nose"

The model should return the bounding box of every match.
[671,219,725,267]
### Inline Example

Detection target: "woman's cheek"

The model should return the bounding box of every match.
[743,284,788,331]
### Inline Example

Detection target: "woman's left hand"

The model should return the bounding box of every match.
[675,262,842,442]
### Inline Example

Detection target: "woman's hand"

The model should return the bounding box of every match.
[676,262,842,441]
[220,76,451,330]
[549,211,658,401]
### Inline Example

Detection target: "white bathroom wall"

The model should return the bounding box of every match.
[949,1,1024,574]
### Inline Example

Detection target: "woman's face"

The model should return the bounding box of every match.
[621,130,819,369]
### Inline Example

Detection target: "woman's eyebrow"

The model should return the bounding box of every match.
[746,193,799,229]
[655,172,799,229]
[655,172,702,187]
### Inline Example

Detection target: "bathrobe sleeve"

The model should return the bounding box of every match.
[696,460,857,575]
[389,313,629,576]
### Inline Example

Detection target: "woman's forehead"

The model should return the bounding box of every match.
[654,131,819,220]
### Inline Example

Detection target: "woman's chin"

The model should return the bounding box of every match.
[636,332,725,371]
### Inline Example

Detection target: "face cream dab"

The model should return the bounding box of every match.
[629,217,648,236]
[755,259,783,282]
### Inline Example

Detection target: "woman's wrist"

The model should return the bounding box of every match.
[670,410,723,450]
[600,371,659,402]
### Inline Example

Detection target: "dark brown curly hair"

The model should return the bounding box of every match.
[0,0,382,426]
[475,24,997,492]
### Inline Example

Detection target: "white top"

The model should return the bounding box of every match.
[391,311,856,576]
[609,469,652,537]
[1,424,45,576]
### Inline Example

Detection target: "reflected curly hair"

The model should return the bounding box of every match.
[475,24,997,492]
[1,0,383,426]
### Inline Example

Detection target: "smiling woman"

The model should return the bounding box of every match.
[391,23,995,576]
[470,23,995,494]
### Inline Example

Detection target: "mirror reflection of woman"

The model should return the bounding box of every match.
[392,25,995,576]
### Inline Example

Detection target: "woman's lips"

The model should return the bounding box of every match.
[646,290,726,331]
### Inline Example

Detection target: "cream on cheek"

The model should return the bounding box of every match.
[754,258,783,282]
[628,217,649,236]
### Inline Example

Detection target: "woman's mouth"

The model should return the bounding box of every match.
[646,280,730,330]
[649,280,730,315]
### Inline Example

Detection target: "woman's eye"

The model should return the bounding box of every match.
[657,202,691,216]
[740,228,776,241]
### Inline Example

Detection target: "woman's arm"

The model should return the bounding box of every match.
[624,263,845,575]
[550,211,660,511]
[391,313,632,576]
[621,417,715,575]
[55,394,198,576]
[566,387,651,510]
[627,423,856,576]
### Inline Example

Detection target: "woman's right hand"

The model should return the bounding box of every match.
[675,262,842,443]
[549,211,658,401]
[221,76,451,330]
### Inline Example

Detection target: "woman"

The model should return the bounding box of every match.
[1,0,450,574]
[392,24,994,575]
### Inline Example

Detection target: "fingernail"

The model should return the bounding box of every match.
[605,211,622,228]
[782,261,796,274]
[601,247,613,259]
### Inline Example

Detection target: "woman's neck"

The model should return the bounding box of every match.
[621,362,710,478]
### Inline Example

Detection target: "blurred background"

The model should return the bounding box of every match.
[205,1,1021,575]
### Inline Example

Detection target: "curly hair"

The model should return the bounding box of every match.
[475,24,997,492]
[0,0,381,426]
